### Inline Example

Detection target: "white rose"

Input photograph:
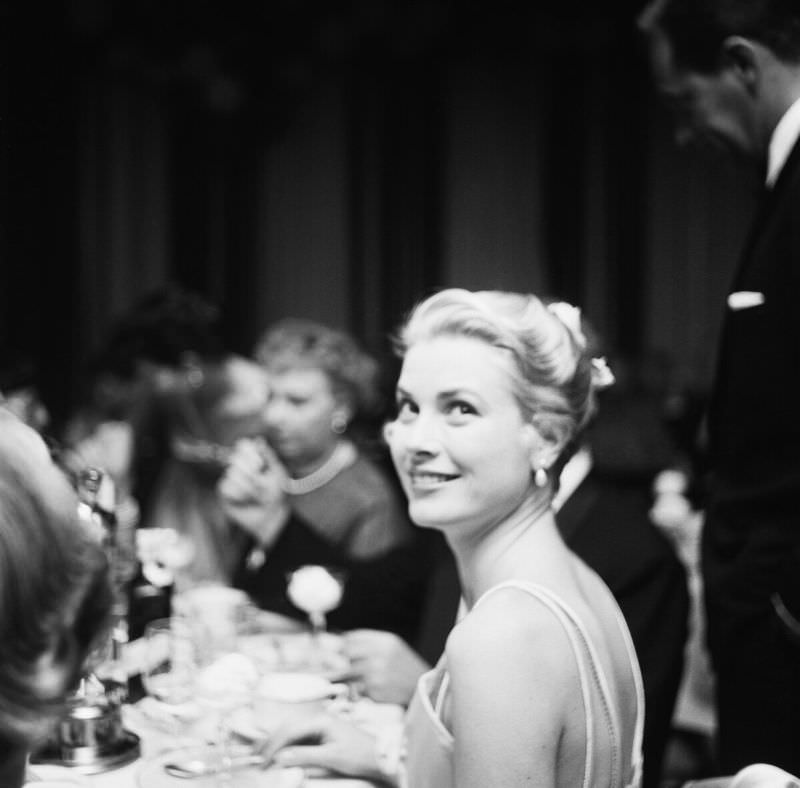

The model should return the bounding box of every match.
[287,565,344,615]
[650,492,692,529]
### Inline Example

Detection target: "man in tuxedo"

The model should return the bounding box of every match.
[639,0,800,773]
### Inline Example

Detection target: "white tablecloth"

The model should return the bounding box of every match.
[26,697,403,788]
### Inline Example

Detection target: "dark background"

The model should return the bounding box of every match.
[2,0,759,427]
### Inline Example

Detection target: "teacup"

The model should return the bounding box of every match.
[254,672,346,727]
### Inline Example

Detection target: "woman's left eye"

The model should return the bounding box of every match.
[446,401,477,418]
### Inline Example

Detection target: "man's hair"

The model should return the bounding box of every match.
[642,0,800,72]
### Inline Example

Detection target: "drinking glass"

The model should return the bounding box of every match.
[142,617,195,708]
[140,616,259,787]
[191,617,259,786]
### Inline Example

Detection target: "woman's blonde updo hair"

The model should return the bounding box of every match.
[395,289,600,457]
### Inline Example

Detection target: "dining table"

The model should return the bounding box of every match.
[27,701,400,788]
[25,622,405,788]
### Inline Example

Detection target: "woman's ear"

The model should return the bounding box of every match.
[332,396,354,424]
[523,421,566,473]
[382,421,396,444]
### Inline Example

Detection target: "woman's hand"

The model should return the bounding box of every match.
[265,713,389,783]
[218,438,290,548]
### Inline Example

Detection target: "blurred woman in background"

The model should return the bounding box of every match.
[221,319,431,641]
[0,410,110,788]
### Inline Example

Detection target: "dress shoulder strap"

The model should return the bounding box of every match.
[473,580,643,788]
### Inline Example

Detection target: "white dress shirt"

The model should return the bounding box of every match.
[766,95,800,186]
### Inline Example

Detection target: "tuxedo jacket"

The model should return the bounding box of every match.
[702,136,800,651]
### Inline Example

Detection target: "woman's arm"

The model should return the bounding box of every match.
[446,590,577,788]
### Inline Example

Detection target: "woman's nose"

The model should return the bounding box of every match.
[394,412,440,454]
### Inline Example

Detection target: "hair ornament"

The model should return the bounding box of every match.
[590,356,615,390]
[547,301,586,349]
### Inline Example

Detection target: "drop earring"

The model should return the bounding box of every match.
[534,467,548,488]
[331,412,348,435]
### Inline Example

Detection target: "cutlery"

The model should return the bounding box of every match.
[163,752,268,779]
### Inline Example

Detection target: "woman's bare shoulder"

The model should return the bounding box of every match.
[446,586,577,680]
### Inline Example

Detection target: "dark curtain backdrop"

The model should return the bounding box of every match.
[3,1,756,426]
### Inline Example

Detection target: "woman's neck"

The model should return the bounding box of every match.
[285,440,341,479]
[449,490,565,608]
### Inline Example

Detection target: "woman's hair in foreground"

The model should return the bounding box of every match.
[255,318,381,417]
[640,0,800,73]
[0,411,111,749]
[395,289,600,454]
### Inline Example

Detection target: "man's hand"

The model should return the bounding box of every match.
[343,629,430,706]
[218,438,290,549]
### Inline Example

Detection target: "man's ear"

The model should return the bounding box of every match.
[721,36,760,91]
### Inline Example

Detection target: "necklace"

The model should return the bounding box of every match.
[282,440,357,495]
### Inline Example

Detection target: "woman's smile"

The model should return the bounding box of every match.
[407,468,460,490]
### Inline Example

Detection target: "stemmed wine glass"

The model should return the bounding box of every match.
[286,565,345,671]
[142,615,259,787]
[191,612,260,786]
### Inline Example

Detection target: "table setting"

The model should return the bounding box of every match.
[26,565,404,788]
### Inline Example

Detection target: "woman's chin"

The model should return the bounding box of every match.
[407,502,457,532]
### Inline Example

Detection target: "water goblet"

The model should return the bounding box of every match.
[141,617,197,735]
[191,620,259,786]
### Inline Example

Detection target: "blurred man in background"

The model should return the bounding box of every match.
[639,0,800,774]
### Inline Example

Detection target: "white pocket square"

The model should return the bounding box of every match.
[727,291,765,310]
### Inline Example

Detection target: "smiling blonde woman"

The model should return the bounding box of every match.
[265,289,644,788]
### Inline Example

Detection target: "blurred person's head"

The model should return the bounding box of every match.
[0,351,50,433]
[254,319,380,474]
[639,0,800,160]
[64,286,236,490]
[0,411,111,786]
[80,285,228,424]
[384,289,603,533]
[162,355,270,476]
[94,285,227,379]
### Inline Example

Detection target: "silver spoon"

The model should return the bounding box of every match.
[163,752,269,779]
